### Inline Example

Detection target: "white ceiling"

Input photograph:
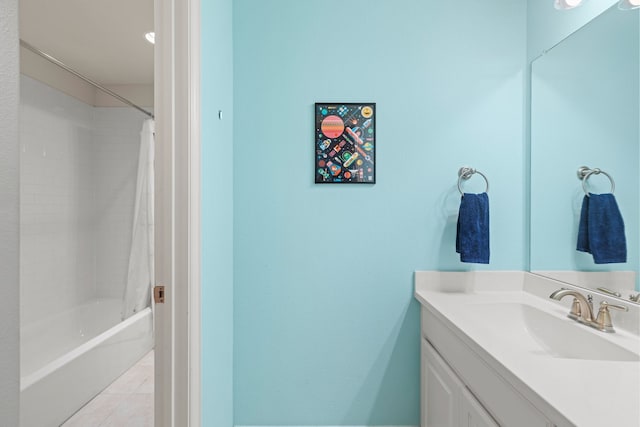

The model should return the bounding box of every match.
[20,0,154,85]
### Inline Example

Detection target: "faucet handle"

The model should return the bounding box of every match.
[602,301,628,312]
[568,298,581,320]
[595,301,628,333]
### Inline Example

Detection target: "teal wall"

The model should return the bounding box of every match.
[527,0,618,61]
[527,0,640,289]
[232,0,526,425]
[530,7,639,282]
[201,0,234,425]
[200,0,640,425]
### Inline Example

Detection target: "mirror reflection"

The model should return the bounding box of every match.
[530,4,639,296]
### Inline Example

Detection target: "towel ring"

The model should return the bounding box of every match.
[577,166,615,196]
[457,167,489,195]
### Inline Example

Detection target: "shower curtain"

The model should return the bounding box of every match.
[122,119,155,319]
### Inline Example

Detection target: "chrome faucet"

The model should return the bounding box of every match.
[550,288,628,333]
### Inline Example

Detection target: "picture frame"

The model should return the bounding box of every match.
[315,103,376,184]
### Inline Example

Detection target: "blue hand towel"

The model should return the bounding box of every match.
[456,192,490,264]
[576,193,626,264]
[577,195,590,253]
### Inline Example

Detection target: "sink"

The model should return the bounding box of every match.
[466,302,639,362]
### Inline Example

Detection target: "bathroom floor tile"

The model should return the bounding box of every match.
[61,394,125,427]
[61,350,154,427]
[100,393,153,427]
[138,350,154,367]
[134,376,154,394]
[103,362,152,394]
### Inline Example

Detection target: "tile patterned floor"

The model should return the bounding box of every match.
[61,350,154,427]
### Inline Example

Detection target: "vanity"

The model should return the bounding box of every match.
[415,5,640,426]
[415,271,640,427]
[415,3,639,425]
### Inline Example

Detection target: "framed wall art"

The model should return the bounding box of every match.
[315,103,376,184]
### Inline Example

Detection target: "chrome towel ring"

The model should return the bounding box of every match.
[577,166,615,196]
[457,167,489,195]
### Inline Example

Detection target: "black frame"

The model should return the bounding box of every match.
[314,102,376,184]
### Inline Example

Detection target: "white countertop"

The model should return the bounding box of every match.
[414,271,640,427]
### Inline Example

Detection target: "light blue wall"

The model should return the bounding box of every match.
[201,0,234,425]
[530,7,639,280]
[527,0,618,61]
[232,0,526,425]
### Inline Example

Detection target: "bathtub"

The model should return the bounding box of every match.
[20,298,154,427]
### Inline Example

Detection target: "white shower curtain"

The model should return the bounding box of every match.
[123,119,155,319]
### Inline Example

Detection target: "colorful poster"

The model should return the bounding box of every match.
[315,103,376,184]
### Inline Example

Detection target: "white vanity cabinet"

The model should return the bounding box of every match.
[422,339,498,427]
[421,338,459,427]
[421,306,554,427]
[415,271,640,427]
[460,386,500,427]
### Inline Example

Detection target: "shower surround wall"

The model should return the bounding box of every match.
[20,76,95,325]
[20,75,146,326]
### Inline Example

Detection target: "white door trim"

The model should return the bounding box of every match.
[187,0,202,424]
[154,0,201,425]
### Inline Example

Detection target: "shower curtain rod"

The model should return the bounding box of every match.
[20,39,155,120]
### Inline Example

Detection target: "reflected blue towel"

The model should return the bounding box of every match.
[456,192,490,264]
[577,193,626,264]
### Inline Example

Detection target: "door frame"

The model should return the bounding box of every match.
[154,0,201,425]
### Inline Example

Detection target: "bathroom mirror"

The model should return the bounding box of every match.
[530,4,639,296]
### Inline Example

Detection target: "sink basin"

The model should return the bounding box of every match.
[466,302,639,362]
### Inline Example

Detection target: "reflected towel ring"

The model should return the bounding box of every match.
[577,166,615,196]
[457,167,489,195]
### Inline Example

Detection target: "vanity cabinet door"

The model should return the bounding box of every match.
[460,387,499,427]
[422,339,462,427]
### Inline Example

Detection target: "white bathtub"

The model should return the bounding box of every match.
[20,298,154,427]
